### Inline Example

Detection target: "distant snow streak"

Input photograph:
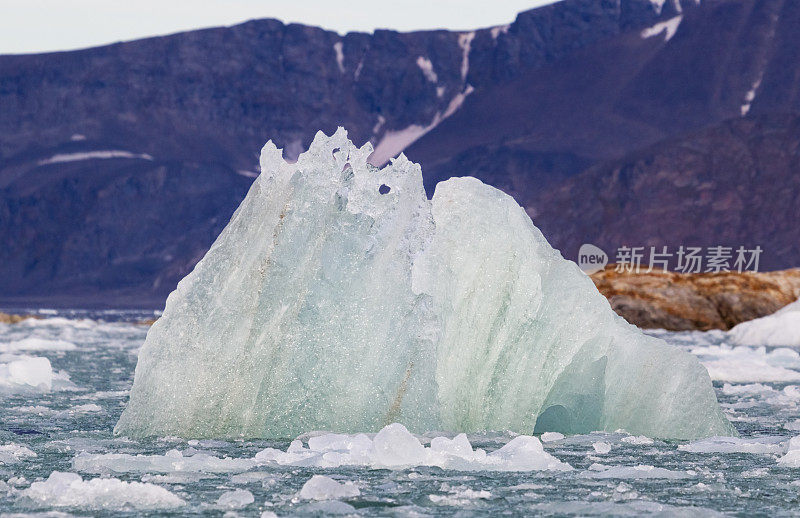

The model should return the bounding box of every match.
[650,0,667,15]
[490,25,510,40]
[369,85,475,166]
[333,42,345,73]
[641,15,683,42]
[416,56,438,83]
[741,78,762,116]
[38,151,154,165]
[369,124,432,167]
[458,32,475,81]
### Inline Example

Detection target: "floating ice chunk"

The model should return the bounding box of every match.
[0,355,53,391]
[70,403,102,413]
[45,436,136,455]
[778,436,800,467]
[0,443,37,465]
[217,489,255,508]
[73,449,257,474]
[621,435,655,445]
[541,432,564,443]
[371,423,428,467]
[429,486,491,505]
[678,436,786,455]
[299,475,360,500]
[486,436,571,471]
[255,424,570,472]
[741,467,770,478]
[580,463,690,479]
[722,383,776,396]
[693,345,800,383]
[592,442,611,454]
[20,471,184,510]
[116,129,733,440]
[230,472,286,485]
[142,472,211,484]
[721,383,800,411]
[729,299,800,347]
[0,338,77,352]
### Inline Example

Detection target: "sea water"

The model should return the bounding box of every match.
[0,310,798,516]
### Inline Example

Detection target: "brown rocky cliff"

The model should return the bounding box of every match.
[591,266,800,331]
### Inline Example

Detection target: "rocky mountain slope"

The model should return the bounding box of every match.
[1,0,799,307]
[534,114,800,270]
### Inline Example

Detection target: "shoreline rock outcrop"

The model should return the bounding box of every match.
[0,312,37,324]
[591,266,800,331]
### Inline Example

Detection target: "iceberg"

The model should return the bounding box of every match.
[729,299,800,347]
[116,128,733,440]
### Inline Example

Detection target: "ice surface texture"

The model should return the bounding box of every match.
[116,128,733,440]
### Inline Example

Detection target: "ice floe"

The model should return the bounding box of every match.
[777,436,800,467]
[691,345,800,382]
[217,488,255,508]
[255,424,571,471]
[0,354,73,392]
[592,441,612,454]
[0,338,77,352]
[93,424,570,473]
[678,436,787,455]
[729,299,800,347]
[541,432,564,443]
[0,444,37,465]
[298,475,360,500]
[73,448,257,474]
[19,471,184,510]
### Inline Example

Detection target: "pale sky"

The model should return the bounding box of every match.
[0,1,559,55]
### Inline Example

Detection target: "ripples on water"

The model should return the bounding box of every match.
[0,310,798,516]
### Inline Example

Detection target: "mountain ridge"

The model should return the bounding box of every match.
[3,0,799,308]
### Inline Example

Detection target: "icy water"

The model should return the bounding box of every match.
[1,311,799,516]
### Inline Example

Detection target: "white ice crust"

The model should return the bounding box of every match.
[116,128,733,440]
[729,299,800,347]
[20,471,185,510]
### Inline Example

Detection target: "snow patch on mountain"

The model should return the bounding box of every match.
[491,25,510,40]
[333,42,345,73]
[458,32,475,80]
[370,123,434,166]
[650,0,667,15]
[370,85,474,165]
[38,150,153,165]
[641,15,683,42]
[416,56,438,83]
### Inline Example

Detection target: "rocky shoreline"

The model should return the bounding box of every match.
[591,266,800,331]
